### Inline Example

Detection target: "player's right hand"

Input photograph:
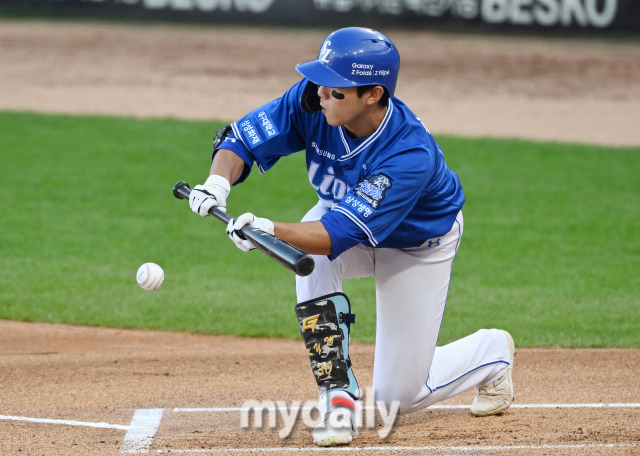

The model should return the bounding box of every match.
[189,175,230,216]
[226,212,275,252]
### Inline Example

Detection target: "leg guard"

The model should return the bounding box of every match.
[295,292,360,399]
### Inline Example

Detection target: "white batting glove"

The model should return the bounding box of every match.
[226,212,274,252]
[189,175,230,216]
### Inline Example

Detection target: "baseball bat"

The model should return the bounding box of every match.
[173,181,315,277]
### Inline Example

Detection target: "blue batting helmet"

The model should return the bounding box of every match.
[296,27,400,98]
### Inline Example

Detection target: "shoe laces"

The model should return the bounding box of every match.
[476,374,505,396]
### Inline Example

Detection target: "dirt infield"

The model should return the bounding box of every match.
[1,20,640,146]
[1,320,639,455]
[0,20,639,455]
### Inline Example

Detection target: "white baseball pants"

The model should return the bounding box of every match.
[296,202,512,414]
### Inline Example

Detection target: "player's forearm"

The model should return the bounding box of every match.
[273,221,332,256]
[210,148,246,185]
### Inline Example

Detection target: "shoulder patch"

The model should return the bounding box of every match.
[237,110,280,149]
[353,173,392,209]
[256,110,279,139]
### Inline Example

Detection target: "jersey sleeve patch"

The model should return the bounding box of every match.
[352,173,392,209]
[237,110,280,149]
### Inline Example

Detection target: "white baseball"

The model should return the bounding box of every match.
[136,263,164,291]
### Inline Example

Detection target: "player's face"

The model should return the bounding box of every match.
[317,85,372,135]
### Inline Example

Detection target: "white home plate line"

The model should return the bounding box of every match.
[2,403,638,430]
[0,414,129,430]
[120,409,164,454]
[2,404,638,454]
[173,402,640,412]
[146,443,640,454]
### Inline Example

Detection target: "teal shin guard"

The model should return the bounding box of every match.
[295,292,360,399]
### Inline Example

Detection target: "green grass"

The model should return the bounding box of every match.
[1,112,638,347]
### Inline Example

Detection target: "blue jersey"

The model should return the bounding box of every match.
[218,79,465,260]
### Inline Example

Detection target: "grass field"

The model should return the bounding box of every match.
[1,111,638,347]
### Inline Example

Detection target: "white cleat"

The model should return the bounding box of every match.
[313,409,357,446]
[470,330,516,417]
[313,393,358,447]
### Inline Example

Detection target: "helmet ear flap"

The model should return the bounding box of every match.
[301,80,321,113]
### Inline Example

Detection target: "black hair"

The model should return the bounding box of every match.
[357,85,389,107]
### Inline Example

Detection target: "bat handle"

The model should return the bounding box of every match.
[173,181,231,224]
[172,181,192,200]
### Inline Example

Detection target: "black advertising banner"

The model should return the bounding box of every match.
[311,0,639,32]
[1,0,639,34]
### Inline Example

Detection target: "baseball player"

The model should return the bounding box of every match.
[188,27,515,447]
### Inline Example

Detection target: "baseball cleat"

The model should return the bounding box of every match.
[470,330,515,417]
[313,393,358,447]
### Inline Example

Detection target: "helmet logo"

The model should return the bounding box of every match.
[319,40,332,64]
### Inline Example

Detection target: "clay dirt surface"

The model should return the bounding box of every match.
[0,20,639,456]
[1,321,639,455]
[1,21,640,146]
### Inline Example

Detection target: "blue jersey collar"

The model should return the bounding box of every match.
[338,99,394,162]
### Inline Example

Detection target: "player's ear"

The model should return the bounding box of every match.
[366,86,385,105]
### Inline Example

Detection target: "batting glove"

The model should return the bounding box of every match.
[226,212,274,252]
[189,175,230,216]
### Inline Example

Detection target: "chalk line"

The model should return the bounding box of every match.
[3,403,638,454]
[120,408,165,454]
[0,414,129,430]
[173,402,640,412]
[149,442,640,453]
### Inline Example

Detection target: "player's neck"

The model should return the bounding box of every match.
[344,104,388,139]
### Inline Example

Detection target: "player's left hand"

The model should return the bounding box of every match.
[226,213,275,252]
